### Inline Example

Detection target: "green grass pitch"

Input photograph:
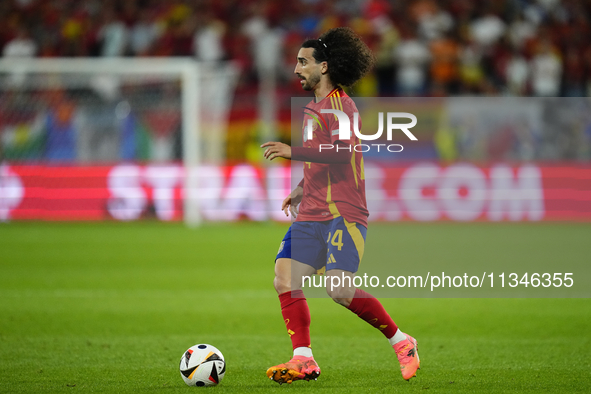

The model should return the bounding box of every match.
[1,221,590,393]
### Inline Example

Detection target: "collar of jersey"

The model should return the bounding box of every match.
[315,87,341,103]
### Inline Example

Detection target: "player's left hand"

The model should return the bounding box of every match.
[261,141,291,161]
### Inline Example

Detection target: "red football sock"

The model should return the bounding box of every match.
[279,290,311,350]
[347,288,398,339]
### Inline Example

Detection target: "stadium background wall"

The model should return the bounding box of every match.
[1,162,590,222]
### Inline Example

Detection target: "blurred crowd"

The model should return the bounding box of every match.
[1,0,590,97]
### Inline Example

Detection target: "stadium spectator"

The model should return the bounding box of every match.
[505,48,530,95]
[370,12,399,96]
[416,2,454,41]
[530,39,563,96]
[508,14,536,49]
[458,39,485,94]
[394,23,430,95]
[155,8,195,57]
[469,8,506,49]
[129,9,161,56]
[59,7,89,57]
[193,9,226,62]
[429,32,460,94]
[2,26,37,58]
[97,6,128,57]
[242,4,285,76]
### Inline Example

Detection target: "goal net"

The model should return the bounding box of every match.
[0,58,239,225]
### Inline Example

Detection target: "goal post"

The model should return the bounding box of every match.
[0,58,240,226]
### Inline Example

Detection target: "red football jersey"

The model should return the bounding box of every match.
[296,88,369,227]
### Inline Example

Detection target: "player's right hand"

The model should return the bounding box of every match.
[281,186,303,218]
[261,141,292,161]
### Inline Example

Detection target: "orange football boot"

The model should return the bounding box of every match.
[393,333,420,380]
[266,355,320,384]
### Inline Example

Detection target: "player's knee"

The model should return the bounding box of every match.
[273,275,292,294]
[331,296,352,307]
[326,285,354,305]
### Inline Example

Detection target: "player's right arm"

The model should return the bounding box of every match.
[260,141,351,164]
[281,184,303,218]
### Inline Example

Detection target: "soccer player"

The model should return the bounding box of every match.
[261,27,420,385]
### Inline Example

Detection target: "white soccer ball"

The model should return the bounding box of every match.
[179,344,226,387]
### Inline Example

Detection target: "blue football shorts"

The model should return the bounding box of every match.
[275,217,367,273]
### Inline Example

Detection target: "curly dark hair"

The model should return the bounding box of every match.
[301,27,376,87]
